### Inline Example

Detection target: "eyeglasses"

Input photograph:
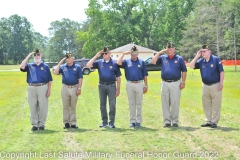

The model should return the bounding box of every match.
[103,52,109,55]
[202,50,208,53]
[34,53,40,56]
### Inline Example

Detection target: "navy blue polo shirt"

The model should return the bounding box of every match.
[20,62,53,83]
[59,62,83,85]
[195,54,224,84]
[92,58,121,82]
[119,58,148,81]
[156,53,187,80]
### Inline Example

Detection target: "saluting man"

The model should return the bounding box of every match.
[190,44,224,128]
[53,53,83,129]
[20,48,52,131]
[87,46,121,128]
[117,45,148,128]
[152,42,187,128]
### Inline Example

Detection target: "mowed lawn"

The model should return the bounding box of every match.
[0,66,239,160]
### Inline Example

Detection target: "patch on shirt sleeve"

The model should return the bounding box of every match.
[219,61,222,64]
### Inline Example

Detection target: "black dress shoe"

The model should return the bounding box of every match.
[164,123,171,127]
[135,123,141,128]
[99,123,108,128]
[201,123,212,127]
[31,126,38,131]
[211,123,217,128]
[108,123,115,128]
[172,123,178,127]
[71,125,78,128]
[129,123,135,128]
[64,123,70,129]
[39,126,45,130]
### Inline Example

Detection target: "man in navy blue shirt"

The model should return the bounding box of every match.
[117,45,148,128]
[152,42,187,128]
[190,44,224,128]
[87,46,121,128]
[20,49,53,131]
[53,53,83,129]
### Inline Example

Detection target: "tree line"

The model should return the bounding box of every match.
[0,0,239,65]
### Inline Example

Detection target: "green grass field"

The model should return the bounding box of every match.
[0,66,239,160]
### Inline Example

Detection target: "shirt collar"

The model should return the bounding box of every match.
[64,62,75,67]
[166,53,177,59]
[131,57,139,62]
[33,61,43,66]
[203,54,213,62]
[101,58,112,63]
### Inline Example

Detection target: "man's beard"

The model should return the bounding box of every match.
[34,58,41,63]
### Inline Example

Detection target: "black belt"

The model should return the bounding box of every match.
[29,83,47,86]
[162,79,180,82]
[128,80,143,83]
[204,82,219,86]
[99,81,115,85]
[64,84,77,88]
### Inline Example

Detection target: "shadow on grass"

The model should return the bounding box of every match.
[167,126,200,131]
[211,126,239,132]
[63,128,93,133]
[30,129,59,134]
[100,126,158,133]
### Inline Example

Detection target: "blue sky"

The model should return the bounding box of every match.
[0,0,89,37]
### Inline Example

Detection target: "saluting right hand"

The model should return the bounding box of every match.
[196,49,202,58]
[96,50,103,57]
[123,51,131,55]
[158,49,167,55]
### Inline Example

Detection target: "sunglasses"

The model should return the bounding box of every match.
[102,52,109,55]
[34,53,40,56]
[202,50,208,53]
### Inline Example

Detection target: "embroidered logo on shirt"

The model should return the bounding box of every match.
[163,60,168,64]
[41,67,44,70]
[110,66,113,69]
[211,64,214,67]
[138,65,141,68]
[73,68,76,71]
[174,60,178,63]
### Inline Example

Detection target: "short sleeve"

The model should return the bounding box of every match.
[195,59,202,69]
[92,60,99,69]
[156,56,162,65]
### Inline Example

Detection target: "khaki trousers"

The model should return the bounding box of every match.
[161,80,181,124]
[28,84,48,127]
[202,83,222,124]
[126,82,144,123]
[61,85,78,125]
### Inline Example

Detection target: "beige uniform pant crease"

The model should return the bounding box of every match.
[62,85,78,125]
[202,83,222,124]
[161,80,181,124]
[28,85,48,127]
[126,82,144,123]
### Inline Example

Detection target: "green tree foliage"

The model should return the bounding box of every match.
[78,0,195,58]
[0,15,34,64]
[179,0,240,60]
[0,18,10,64]
[32,32,49,60]
[47,18,83,62]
